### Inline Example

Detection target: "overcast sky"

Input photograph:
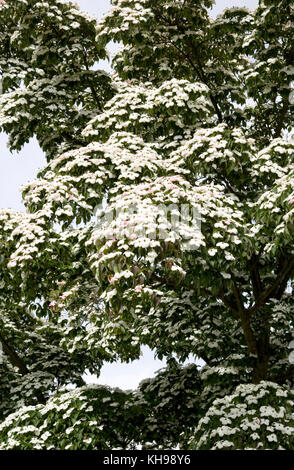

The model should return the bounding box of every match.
[0,0,258,389]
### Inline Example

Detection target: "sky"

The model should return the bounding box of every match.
[0,0,258,389]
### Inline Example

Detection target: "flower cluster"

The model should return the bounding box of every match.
[189,382,294,450]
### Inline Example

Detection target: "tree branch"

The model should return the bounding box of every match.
[154,11,223,123]
[273,43,294,138]
[274,97,289,138]
[0,332,29,375]
[0,332,46,404]
[81,47,103,112]
[248,254,294,317]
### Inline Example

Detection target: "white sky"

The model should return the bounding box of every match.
[0,0,258,390]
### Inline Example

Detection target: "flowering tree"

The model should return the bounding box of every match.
[0,0,294,450]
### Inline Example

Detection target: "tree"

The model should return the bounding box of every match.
[0,0,294,450]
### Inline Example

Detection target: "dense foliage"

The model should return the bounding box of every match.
[1,0,294,449]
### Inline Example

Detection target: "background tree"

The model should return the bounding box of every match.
[0,0,294,450]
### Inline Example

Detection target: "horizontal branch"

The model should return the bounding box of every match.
[248,254,294,317]
[0,332,46,404]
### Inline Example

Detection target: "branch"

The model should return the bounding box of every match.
[249,253,263,301]
[230,278,258,356]
[0,332,46,404]
[219,278,258,356]
[273,43,294,138]
[154,10,223,123]
[232,276,245,313]
[166,39,223,123]
[217,289,239,318]
[62,131,86,148]
[81,48,103,112]
[0,332,29,375]
[274,97,289,138]
[248,254,294,317]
